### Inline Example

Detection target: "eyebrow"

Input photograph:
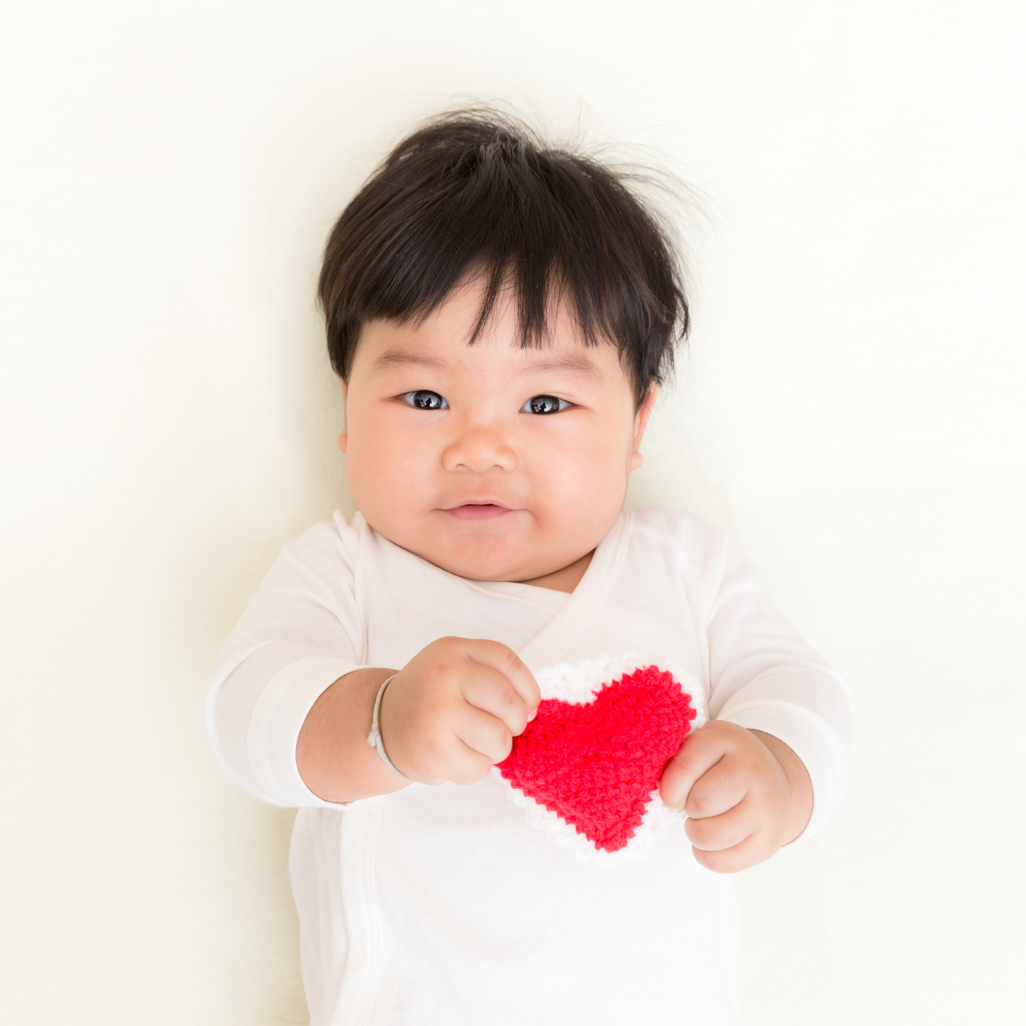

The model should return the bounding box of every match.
[373,348,601,378]
[373,350,445,370]
[521,353,602,379]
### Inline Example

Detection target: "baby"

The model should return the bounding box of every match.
[207,110,853,1025]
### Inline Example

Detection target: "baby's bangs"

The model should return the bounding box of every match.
[319,109,689,403]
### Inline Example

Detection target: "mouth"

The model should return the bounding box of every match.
[444,502,514,521]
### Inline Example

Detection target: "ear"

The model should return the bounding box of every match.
[337,378,348,453]
[630,385,658,470]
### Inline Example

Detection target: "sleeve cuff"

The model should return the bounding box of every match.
[247,655,364,808]
[718,699,851,843]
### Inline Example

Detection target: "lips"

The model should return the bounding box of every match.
[445,503,513,521]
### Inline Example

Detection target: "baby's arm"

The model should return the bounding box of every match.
[297,637,540,803]
[208,521,536,810]
[657,516,853,872]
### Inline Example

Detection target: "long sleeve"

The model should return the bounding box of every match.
[688,520,854,841]
[205,515,366,808]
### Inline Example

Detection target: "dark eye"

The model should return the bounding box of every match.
[521,394,569,415]
[401,390,448,411]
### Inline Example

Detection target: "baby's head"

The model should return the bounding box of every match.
[318,110,689,586]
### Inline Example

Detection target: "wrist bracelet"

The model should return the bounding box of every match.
[367,674,412,782]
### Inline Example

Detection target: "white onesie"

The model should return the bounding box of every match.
[206,506,853,1026]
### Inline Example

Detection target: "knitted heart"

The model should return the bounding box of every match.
[495,663,697,855]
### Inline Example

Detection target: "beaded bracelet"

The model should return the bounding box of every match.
[366,674,411,781]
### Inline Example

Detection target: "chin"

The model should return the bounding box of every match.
[441,553,523,583]
[432,538,529,582]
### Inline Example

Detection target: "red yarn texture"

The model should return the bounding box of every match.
[496,666,697,853]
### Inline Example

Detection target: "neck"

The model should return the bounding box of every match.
[518,550,594,593]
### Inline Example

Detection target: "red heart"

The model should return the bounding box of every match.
[496,666,697,853]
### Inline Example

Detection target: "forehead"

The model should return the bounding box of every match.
[353,280,627,383]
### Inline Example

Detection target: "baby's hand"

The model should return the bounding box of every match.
[659,721,811,873]
[379,637,540,786]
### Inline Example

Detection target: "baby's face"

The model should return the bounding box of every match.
[339,279,654,585]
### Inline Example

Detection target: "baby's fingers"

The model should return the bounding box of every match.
[445,741,497,786]
[685,800,757,852]
[461,665,532,736]
[659,724,731,811]
[453,705,514,767]
[691,833,768,875]
[683,756,749,820]
[462,639,540,717]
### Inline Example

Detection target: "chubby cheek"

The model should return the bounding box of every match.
[344,413,436,524]
[528,426,632,529]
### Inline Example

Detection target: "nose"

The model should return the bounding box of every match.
[441,423,518,474]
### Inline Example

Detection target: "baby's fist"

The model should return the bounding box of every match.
[659,721,808,873]
[380,637,540,786]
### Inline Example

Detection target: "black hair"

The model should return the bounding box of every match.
[318,108,690,406]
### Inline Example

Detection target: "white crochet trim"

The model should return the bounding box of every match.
[493,651,707,865]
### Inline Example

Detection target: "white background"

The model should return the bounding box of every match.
[2,2,1024,1022]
